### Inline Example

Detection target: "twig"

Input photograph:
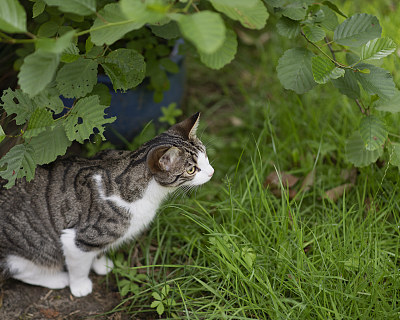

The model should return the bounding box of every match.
[324,37,336,61]
[355,99,365,114]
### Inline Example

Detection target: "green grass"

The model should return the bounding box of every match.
[106,2,400,319]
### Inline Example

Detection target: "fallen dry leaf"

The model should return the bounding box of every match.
[340,168,357,184]
[264,171,299,189]
[39,308,60,319]
[324,183,354,201]
[300,169,315,192]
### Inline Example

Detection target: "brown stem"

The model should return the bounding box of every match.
[324,37,336,61]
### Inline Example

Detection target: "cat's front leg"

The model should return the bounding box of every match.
[61,229,98,297]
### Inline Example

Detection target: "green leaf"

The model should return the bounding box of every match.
[375,90,400,113]
[33,0,46,18]
[334,13,381,47]
[303,25,325,42]
[18,50,60,97]
[43,0,96,16]
[120,0,167,25]
[345,131,383,167]
[151,300,160,308]
[277,48,317,94]
[1,88,37,125]
[61,43,80,63]
[56,58,98,98]
[322,0,347,18]
[24,108,54,139]
[354,64,396,100]
[331,69,360,99]
[389,143,400,168]
[0,0,27,33]
[312,56,344,84]
[175,11,225,54]
[90,83,112,106]
[319,5,338,31]
[159,58,179,74]
[30,125,72,164]
[91,3,144,46]
[37,21,59,38]
[36,30,76,54]
[0,144,36,188]
[209,0,268,30]
[156,302,165,316]
[152,292,162,301]
[33,86,65,114]
[150,21,181,39]
[360,37,396,61]
[281,1,309,21]
[359,115,387,151]
[199,28,237,70]
[276,17,300,39]
[0,125,6,144]
[63,95,116,143]
[101,48,146,92]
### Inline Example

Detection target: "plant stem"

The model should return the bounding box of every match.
[355,99,365,114]
[324,37,336,61]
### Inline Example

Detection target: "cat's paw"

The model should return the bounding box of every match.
[70,278,93,297]
[91,255,114,275]
[47,272,69,289]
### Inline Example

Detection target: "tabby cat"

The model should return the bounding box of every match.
[0,112,214,297]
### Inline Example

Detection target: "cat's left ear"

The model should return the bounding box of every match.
[171,112,200,140]
[148,146,182,173]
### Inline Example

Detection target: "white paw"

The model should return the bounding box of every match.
[47,272,69,289]
[70,278,93,297]
[91,256,114,275]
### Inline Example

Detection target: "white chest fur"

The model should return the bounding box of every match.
[93,174,172,249]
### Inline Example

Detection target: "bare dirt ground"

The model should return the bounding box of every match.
[0,274,128,320]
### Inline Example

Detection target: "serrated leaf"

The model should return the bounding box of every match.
[303,25,325,42]
[209,0,268,30]
[277,48,317,94]
[18,50,60,97]
[175,11,225,54]
[61,43,80,63]
[354,64,396,100]
[345,131,383,167]
[24,108,54,139]
[375,90,400,113]
[360,37,396,61]
[64,95,116,143]
[0,125,5,144]
[91,3,144,46]
[359,115,387,151]
[56,58,98,98]
[150,21,180,39]
[319,5,338,31]
[90,83,111,106]
[334,13,381,47]
[0,0,27,33]
[1,88,37,125]
[312,56,344,84]
[101,48,146,92]
[389,143,400,168]
[152,292,162,300]
[43,0,96,15]
[30,125,72,164]
[276,17,300,39]
[331,70,360,99]
[0,144,36,188]
[33,0,46,18]
[199,28,237,70]
[120,0,167,24]
[33,86,65,114]
[36,30,76,54]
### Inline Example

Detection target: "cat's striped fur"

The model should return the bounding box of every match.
[0,112,214,297]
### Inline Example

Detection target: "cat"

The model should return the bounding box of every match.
[0,112,214,297]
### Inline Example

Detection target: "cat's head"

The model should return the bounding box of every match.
[147,112,214,187]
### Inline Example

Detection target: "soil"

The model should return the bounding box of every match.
[0,274,129,320]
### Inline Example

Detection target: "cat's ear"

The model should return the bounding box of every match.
[170,112,200,140]
[148,146,181,173]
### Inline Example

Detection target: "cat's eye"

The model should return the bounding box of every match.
[186,166,196,175]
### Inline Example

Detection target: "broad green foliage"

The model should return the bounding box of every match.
[275,4,398,168]
[0,0,399,187]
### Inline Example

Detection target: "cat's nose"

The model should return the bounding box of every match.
[208,167,214,177]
